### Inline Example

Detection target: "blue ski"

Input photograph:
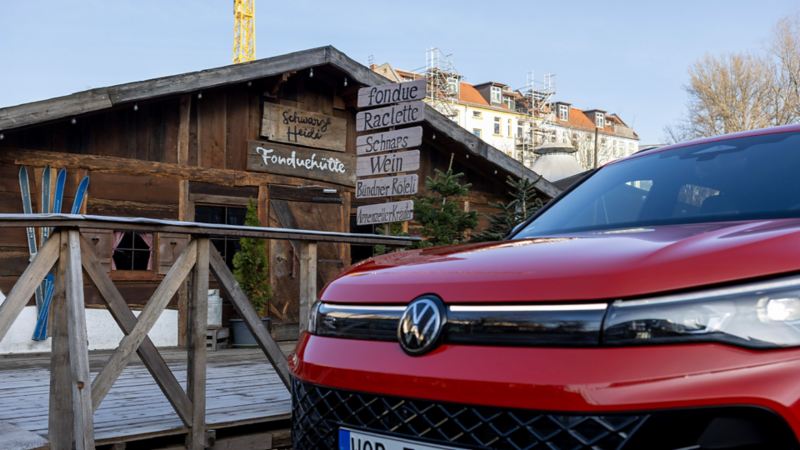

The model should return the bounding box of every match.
[18,167,44,312]
[71,176,90,214]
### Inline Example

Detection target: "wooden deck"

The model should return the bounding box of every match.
[0,346,293,448]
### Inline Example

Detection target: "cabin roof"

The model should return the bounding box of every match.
[0,46,560,197]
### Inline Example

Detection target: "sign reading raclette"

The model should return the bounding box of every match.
[356,101,425,132]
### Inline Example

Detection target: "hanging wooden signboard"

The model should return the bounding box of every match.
[356,174,419,199]
[357,200,414,226]
[246,140,355,186]
[356,126,423,156]
[261,103,347,152]
[357,79,427,108]
[356,150,420,177]
[356,101,425,132]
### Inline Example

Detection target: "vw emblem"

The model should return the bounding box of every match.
[397,296,446,355]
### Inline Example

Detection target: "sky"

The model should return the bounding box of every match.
[1,1,798,144]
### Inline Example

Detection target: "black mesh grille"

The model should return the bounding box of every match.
[292,378,648,450]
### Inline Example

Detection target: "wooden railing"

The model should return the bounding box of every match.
[0,214,418,450]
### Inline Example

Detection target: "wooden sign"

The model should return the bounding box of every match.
[356,101,425,132]
[356,174,418,199]
[261,103,347,152]
[357,200,414,226]
[357,150,420,177]
[356,126,423,156]
[357,79,427,108]
[247,141,355,186]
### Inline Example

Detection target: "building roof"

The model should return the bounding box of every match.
[555,106,639,140]
[0,46,561,198]
[458,82,489,105]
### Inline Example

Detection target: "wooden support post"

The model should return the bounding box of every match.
[91,241,197,410]
[49,233,73,449]
[298,241,318,333]
[80,237,193,427]
[63,230,95,450]
[0,235,59,341]
[187,238,209,450]
[209,247,291,389]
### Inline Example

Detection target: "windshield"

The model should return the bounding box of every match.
[516,131,800,237]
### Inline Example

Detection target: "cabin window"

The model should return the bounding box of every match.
[112,232,154,271]
[195,204,247,268]
[558,104,569,121]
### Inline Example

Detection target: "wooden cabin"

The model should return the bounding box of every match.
[0,46,559,346]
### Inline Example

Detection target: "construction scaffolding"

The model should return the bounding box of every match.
[425,48,459,119]
[516,71,556,167]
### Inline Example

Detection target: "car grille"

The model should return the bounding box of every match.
[292,378,648,450]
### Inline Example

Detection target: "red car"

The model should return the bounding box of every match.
[290,125,800,450]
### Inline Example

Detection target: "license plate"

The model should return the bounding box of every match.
[339,427,463,450]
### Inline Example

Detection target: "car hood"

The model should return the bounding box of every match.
[322,219,800,303]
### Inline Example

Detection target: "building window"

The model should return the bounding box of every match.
[507,119,512,137]
[472,110,482,119]
[446,78,460,97]
[493,117,501,135]
[504,97,515,110]
[490,86,502,104]
[195,204,247,268]
[472,128,482,137]
[517,124,523,138]
[558,104,569,121]
[112,232,154,271]
[595,112,605,128]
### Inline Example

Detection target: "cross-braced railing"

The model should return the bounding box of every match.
[0,214,417,450]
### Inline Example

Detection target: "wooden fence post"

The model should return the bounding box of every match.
[187,237,209,449]
[298,242,318,333]
[64,230,95,450]
[49,232,73,449]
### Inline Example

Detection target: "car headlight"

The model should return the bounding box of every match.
[604,275,800,348]
[307,300,322,335]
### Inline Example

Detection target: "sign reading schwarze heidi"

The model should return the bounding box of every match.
[261,103,347,152]
[247,141,355,186]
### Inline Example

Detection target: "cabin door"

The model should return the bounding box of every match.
[267,185,349,322]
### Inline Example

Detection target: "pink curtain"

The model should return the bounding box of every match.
[140,233,154,271]
[111,231,125,270]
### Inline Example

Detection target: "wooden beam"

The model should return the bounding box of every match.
[49,233,73,449]
[177,95,191,166]
[63,230,95,450]
[0,234,60,342]
[187,238,209,450]
[208,247,291,389]
[298,242,318,334]
[80,236,193,427]
[91,241,197,410]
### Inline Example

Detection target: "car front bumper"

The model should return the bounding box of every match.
[290,333,800,449]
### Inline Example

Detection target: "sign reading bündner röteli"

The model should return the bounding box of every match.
[355,80,427,225]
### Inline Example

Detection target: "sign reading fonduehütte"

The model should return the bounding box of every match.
[356,174,418,199]
[247,141,355,186]
[356,126,423,156]
[355,101,425,132]
[357,200,414,226]
[261,103,347,152]
[356,150,420,177]
[357,79,427,108]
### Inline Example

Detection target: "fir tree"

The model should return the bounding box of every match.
[233,199,271,316]
[414,156,478,247]
[473,176,544,242]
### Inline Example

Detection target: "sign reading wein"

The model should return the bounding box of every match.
[261,103,347,152]
[355,101,425,132]
[356,174,418,199]
[246,141,355,186]
[357,79,427,108]
[357,200,414,226]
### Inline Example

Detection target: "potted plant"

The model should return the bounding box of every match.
[229,199,272,346]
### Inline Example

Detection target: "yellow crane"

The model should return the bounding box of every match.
[233,0,255,64]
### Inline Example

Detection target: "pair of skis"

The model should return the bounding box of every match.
[19,166,89,341]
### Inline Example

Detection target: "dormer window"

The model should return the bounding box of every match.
[504,97,515,110]
[595,112,605,128]
[558,104,569,121]
[490,86,502,105]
